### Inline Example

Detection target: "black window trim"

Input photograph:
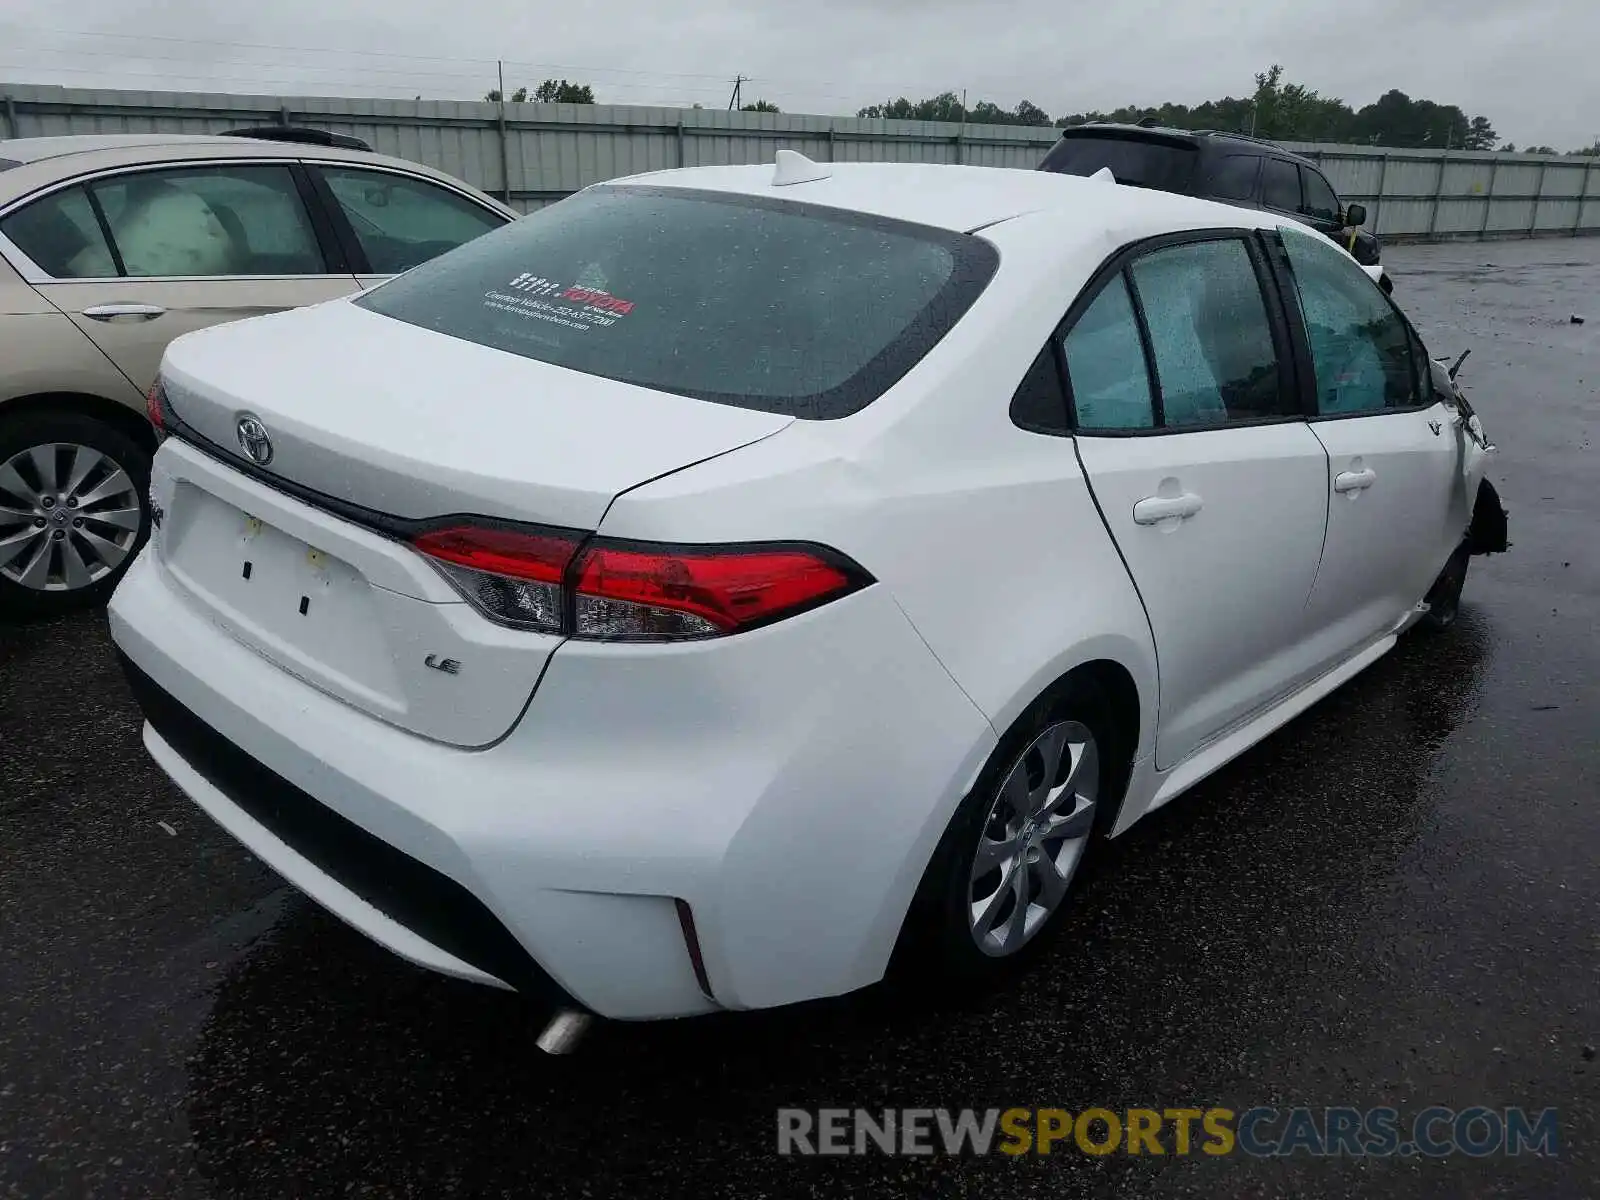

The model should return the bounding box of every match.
[287,160,351,273]
[1261,226,1435,422]
[1007,342,1073,438]
[1028,227,1313,439]
[80,183,127,277]
[300,162,371,273]
[1120,263,1166,427]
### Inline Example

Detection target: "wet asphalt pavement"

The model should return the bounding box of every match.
[2,238,1597,1199]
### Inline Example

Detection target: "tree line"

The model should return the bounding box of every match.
[483,67,1595,155]
[485,78,780,113]
[485,79,596,104]
[860,66,1597,155]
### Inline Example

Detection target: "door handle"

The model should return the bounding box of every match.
[1132,492,1203,525]
[1334,468,1376,493]
[81,303,166,322]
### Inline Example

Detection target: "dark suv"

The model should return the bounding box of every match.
[1038,124,1383,271]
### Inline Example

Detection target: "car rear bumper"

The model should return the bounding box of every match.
[119,651,570,1000]
[109,547,996,1020]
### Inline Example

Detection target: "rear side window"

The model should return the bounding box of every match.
[1202,154,1261,202]
[358,185,998,419]
[1039,135,1198,191]
[1129,239,1286,426]
[1262,160,1302,212]
[0,186,116,277]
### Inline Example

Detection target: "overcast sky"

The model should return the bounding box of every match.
[1,0,1595,150]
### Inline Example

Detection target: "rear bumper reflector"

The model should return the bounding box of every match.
[674,898,715,1001]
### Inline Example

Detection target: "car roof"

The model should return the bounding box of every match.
[605,160,1285,240]
[0,133,272,164]
[1055,123,1318,168]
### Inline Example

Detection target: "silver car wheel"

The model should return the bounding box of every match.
[968,719,1099,957]
[0,442,143,592]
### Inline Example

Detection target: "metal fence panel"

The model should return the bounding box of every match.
[1371,156,1444,200]
[4,83,1597,241]
[1540,164,1587,198]
[1373,198,1435,237]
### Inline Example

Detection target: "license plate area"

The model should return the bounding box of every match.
[162,483,404,710]
[230,512,359,621]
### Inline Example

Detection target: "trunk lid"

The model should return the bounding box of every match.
[159,299,792,531]
[150,300,791,747]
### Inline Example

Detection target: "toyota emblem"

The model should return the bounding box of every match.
[236,414,274,466]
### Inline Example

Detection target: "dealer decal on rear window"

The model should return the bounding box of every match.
[483,272,636,333]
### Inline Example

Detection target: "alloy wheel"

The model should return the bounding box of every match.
[968,719,1099,957]
[0,443,143,592]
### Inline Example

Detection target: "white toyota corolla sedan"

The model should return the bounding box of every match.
[108,152,1508,1045]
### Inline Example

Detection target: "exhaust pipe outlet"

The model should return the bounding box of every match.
[536,1009,593,1055]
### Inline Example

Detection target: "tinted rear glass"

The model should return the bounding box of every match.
[1039,134,1198,191]
[0,158,20,172]
[356,185,998,419]
[1201,154,1261,202]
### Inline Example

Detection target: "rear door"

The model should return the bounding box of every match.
[5,161,357,393]
[307,164,509,288]
[1269,224,1462,647]
[1065,232,1330,768]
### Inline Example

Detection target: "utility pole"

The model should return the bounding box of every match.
[495,60,511,205]
[956,88,967,164]
[727,75,746,111]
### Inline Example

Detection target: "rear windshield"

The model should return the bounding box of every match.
[357,185,998,419]
[0,158,20,172]
[1039,134,1198,191]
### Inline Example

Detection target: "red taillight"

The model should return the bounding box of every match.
[412,526,578,584]
[411,525,869,642]
[145,379,167,431]
[573,542,857,638]
[411,526,580,633]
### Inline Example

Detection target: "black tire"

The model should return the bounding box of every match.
[0,409,152,619]
[1416,542,1470,633]
[894,677,1120,990]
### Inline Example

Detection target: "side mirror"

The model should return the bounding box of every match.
[1344,202,1368,227]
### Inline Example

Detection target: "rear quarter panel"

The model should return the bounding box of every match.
[599,210,1162,771]
[0,253,51,315]
[0,295,146,409]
